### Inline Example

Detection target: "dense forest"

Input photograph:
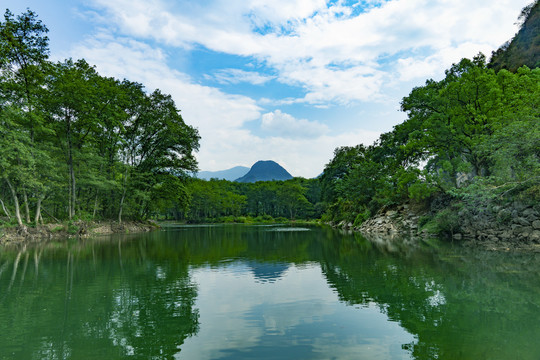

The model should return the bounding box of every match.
[176,177,322,223]
[0,10,199,231]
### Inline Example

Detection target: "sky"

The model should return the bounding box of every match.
[2,0,531,178]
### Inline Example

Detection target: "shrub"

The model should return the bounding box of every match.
[432,208,461,237]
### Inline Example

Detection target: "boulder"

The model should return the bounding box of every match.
[529,230,540,242]
[515,217,531,226]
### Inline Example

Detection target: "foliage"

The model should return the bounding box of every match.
[0,9,199,225]
[179,177,321,223]
[319,53,539,233]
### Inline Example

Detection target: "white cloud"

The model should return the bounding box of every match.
[207,68,275,85]
[69,34,382,177]
[261,110,328,138]
[87,0,529,105]
[72,0,530,176]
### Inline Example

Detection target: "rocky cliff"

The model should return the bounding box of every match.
[352,201,540,251]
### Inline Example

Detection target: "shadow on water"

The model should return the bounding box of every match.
[1,224,540,359]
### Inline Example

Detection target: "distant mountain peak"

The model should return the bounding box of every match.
[235,160,293,183]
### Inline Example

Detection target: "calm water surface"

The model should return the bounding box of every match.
[1,224,540,359]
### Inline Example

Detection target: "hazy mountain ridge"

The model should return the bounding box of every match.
[197,166,250,181]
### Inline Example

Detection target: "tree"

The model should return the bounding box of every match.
[119,89,199,222]
[0,9,50,228]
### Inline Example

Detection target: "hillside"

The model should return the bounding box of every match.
[235,161,293,183]
[489,0,540,71]
[197,166,249,181]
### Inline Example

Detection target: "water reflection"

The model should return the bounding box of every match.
[1,225,540,359]
[247,262,290,283]
[0,237,199,359]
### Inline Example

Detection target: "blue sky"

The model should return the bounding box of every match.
[3,0,531,177]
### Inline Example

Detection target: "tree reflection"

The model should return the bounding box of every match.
[0,238,199,359]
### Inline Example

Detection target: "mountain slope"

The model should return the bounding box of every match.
[197,166,250,181]
[489,0,540,71]
[235,161,293,183]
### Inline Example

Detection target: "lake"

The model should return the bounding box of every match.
[1,224,540,359]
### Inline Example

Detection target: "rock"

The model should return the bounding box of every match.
[453,233,463,240]
[497,209,512,222]
[515,217,531,226]
[523,208,538,217]
[512,225,525,235]
[488,235,499,242]
[520,227,533,237]
[530,230,540,242]
[513,201,527,211]
[386,210,397,217]
[532,220,540,230]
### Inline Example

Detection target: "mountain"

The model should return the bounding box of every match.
[197,166,250,181]
[235,161,293,183]
[489,0,540,71]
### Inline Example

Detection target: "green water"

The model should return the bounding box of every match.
[1,225,540,360]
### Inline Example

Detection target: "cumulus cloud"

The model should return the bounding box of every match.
[260,110,329,138]
[207,68,275,85]
[87,0,528,105]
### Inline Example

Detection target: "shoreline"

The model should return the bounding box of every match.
[334,201,540,252]
[0,220,160,246]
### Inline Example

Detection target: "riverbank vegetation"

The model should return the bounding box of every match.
[0,10,199,233]
[320,54,539,232]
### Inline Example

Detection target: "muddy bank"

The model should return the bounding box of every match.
[0,220,159,245]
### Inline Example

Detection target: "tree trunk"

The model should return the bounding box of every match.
[34,195,43,225]
[68,181,72,220]
[0,197,11,221]
[93,191,99,219]
[70,155,76,219]
[66,113,76,219]
[23,189,31,223]
[118,167,129,224]
[41,206,60,223]
[5,178,24,228]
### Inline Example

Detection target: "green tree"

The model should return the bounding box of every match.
[0,9,51,228]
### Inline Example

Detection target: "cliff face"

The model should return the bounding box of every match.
[489,1,540,71]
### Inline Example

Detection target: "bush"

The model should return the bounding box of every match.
[353,208,371,227]
[417,215,432,228]
[67,222,79,235]
[432,207,461,237]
